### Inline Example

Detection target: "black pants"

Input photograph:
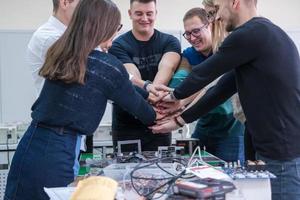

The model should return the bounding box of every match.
[244,122,256,160]
[85,135,93,153]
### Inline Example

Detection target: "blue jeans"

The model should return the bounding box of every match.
[5,123,78,200]
[197,135,245,164]
[257,154,300,200]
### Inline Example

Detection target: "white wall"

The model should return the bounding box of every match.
[0,0,300,31]
[0,0,300,123]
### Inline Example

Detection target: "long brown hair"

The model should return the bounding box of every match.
[40,0,121,84]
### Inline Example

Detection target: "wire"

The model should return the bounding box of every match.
[129,157,187,198]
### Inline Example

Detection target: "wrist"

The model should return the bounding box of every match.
[177,116,186,125]
[174,116,185,127]
[143,80,152,91]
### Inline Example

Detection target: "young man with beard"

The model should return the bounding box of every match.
[152,0,300,199]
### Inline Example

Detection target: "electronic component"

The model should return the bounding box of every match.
[245,160,266,171]
[116,152,147,163]
[117,140,142,156]
[223,160,276,179]
[157,146,184,159]
[173,178,235,199]
[0,125,18,144]
[176,138,199,155]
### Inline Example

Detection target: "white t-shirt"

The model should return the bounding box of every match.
[27,16,66,96]
[27,16,87,151]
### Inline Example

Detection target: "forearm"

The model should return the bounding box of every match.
[181,71,237,123]
[134,85,149,99]
[123,63,144,87]
[153,67,176,85]
[110,78,156,126]
[154,52,180,85]
[181,90,204,107]
[173,34,255,100]
[131,76,145,88]
[184,89,207,110]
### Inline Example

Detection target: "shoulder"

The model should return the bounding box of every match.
[182,47,196,57]
[113,31,134,46]
[28,23,62,50]
[110,31,136,53]
[87,50,130,89]
[182,47,198,61]
[155,30,180,43]
[154,30,181,53]
[224,17,272,45]
[88,50,127,75]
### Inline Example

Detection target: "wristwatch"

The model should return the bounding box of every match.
[169,90,177,101]
[143,80,152,91]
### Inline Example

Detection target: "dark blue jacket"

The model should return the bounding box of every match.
[31,50,156,135]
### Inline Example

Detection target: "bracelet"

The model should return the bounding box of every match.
[143,80,152,91]
[174,116,184,127]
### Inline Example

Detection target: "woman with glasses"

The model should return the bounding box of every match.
[5,0,157,200]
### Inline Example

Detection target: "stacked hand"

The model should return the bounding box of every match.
[145,84,186,134]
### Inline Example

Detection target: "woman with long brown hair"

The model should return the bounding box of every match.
[5,0,157,199]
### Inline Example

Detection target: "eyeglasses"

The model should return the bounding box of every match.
[117,24,123,32]
[182,24,208,40]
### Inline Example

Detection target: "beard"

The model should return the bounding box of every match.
[226,23,235,32]
[225,14,237,32]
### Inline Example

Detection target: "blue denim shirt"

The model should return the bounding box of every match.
[31,50,156,135]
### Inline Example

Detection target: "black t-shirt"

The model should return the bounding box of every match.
[109,29,181,131]
[174,17,300,160]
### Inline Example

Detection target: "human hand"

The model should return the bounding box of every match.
[147,91,169,105]
[156,100,185,114]
[149,118,180,133]
[161,91,179,103]
[154,108,168,121]
[155,109,181,124]
[146,83,172,96]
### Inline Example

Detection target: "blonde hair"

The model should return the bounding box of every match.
[202,0,214,7]
[202,0,227,53]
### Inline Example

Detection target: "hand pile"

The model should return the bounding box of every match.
[145,83,185,134]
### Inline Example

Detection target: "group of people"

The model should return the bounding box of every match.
[4,0,300,200]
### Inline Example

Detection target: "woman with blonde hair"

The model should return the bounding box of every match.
[5,0,157,199]
[202,0,227,53]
